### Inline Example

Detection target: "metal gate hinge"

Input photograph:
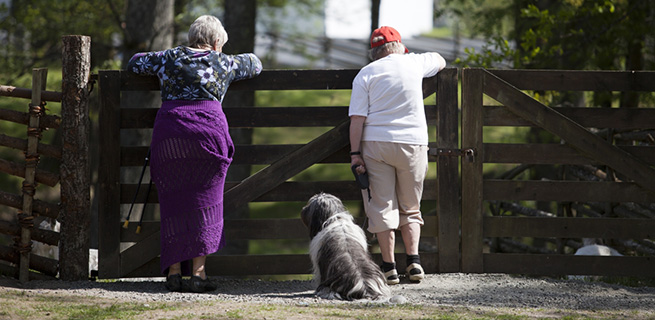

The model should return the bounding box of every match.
[435,148,476,162]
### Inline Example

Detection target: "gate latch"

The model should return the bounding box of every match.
[435,148,476,162]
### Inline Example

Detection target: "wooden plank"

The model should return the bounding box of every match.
[124,253,439,278]
[484,180,655,203]
[0,108,61,129]
[97,70,122,279]
[228,219,307,240]
[435,68,461,273]
[483,70,655,194]
[229,69,360,91]
[0,133,62,159]
[484,143,593,164]
[0,245,59,277]
[0,220,60,246]
[460,68,485,273]
[485,143,655,165]
[119,107,347,129]
[488,69,655,92]
[223,120,351,213]
[123,252,440,277]
[0,190,59,219]
[484,217,655,239]
[0,158,59,187]
[120,69,360,92]
[122,142,440,166]
[122,144,324,166]
[120,180,438,204]
[484,253,655,277]
[119,230,160,277]
[0,84,62,102]
[121,216,439,243]
[484,105,655,130]
[119,105,438,129]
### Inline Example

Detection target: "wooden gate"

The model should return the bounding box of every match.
[97,68,460,278]
[461,68,655,277]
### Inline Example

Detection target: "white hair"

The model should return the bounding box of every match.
[369,41,406,61]
[188,15,228,49]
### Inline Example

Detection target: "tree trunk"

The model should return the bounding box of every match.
[120,0,174,221]
[222,0,257,255]
[620,0,646,109]
[60,35,91,281]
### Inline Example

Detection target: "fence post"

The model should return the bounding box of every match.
[59,35,91,281]
[436,68,461,272]
[17,68,48,283]
[460,68,485,273]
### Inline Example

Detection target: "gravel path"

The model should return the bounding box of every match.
[2,273,654,313]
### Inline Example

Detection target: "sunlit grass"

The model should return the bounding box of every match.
[0,291,170,320]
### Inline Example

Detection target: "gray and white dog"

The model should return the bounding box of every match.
[301,193,390,300]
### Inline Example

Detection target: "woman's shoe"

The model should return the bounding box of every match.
[165,274,183,292]
[188,275,218,293]
[406,263,424,283]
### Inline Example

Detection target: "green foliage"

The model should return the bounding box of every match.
[448,0,655,71]
[0,0,125,82]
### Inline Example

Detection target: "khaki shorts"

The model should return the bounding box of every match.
[361,141,427,234]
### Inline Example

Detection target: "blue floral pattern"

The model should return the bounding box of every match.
[127,46,262,102]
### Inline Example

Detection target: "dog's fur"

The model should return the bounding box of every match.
[301,193,390,300]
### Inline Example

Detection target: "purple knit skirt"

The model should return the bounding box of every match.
[150,100,234,275]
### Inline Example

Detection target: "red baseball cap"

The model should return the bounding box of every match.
[370,26,409,53]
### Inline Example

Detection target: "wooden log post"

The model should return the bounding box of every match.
[17,68,47,283]
[59,35,91,281]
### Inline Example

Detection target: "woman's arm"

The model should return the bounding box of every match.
[230,53,262,81]
[126,51,165,75]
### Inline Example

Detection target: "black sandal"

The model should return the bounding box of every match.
[188,275,217,293]
[165,274,183,292]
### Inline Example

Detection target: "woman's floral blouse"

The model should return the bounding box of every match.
[127,46,262,102]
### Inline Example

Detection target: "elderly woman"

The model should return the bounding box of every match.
[127,15,262,293]
[349,26,446,285]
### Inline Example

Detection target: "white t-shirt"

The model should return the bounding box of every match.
[348,52,446,145]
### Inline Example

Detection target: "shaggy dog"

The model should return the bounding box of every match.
[301,193,390,300]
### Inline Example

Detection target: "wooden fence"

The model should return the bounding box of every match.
[0,36,91,282]
[461,68,655,277]
[98,67,655,279]
[97,68,460,278]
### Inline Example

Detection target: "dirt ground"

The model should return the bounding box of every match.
[1,273,655,319]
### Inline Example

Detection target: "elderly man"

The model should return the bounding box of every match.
[349,26,446,285]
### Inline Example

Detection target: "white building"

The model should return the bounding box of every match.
[257,0,439,68]
[325,0,435,39]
